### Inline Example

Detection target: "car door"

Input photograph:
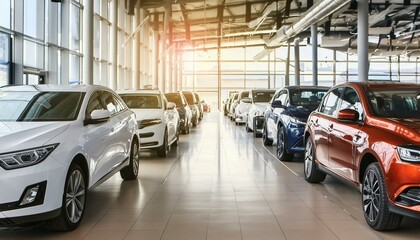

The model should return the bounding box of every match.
[83,90,116,185]
[312,88,344,167]
[328,87,365,181]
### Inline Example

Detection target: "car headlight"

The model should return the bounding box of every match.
[290,117,306,125]
[139,119,162,129]
[397,145,420,163]
[0,144,59,170]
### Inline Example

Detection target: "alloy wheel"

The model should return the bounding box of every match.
[65,170,86,224]
[304,140,313,178]
[363,169,380,223]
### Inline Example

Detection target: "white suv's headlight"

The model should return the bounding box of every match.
[397,146,420,163]
[0,144,59,170]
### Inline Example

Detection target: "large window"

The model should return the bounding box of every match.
[0,0,11,28]
[70,3,81,51]
[24,0,45,39]
[0,32,10,86]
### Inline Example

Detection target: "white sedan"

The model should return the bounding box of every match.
[0,85,139,231]
[119,90,180,157]
[245,89,276,137]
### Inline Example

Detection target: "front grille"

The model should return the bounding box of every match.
[140,132,154,138]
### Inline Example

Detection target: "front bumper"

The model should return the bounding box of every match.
[0,154,66,225]
[139,122,165,149]
[254,116,264,134]
[285,123,305,154]
[235,113,247,123]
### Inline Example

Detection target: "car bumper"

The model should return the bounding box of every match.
[0,156,66,225]
[235,113,247,123]
[285,123,305,154]
[253,116,265,133]
[139,122,165,149]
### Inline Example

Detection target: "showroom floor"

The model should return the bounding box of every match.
[1,112,420,240]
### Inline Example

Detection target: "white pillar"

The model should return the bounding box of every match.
[110,0,118,89]
[358,0,369,82]
[82,0,94,85]
[294,38,300,86]
[311,24,318,86]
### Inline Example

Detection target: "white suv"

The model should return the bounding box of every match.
[245,89,276,137]
[119,90,180,157]
[0,85,139,231]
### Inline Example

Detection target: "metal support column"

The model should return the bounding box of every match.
[133,5,141,90]
[294,38,301,86]
[311,24,318,86]
[153,13,159,89]
[13,0,24,84]
[285,43,290,86]
[83,0,94,85]
[217,5,223,111]
[161,3,170,92]
[333,50,337,85]
[110,0,118,89]
[268,53,271,89]
[274,49,277,89]
[358,0,369,82]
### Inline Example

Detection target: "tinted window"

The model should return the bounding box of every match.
[253,91,275,103]
[320,88,343,116]
[120,94,161,109]
[100,92,118,115]
[340,87,363,121]
[240,91,249,99]
[86,91,105,118]
[277,91,288,106]
[367,88,420,118]
[289,89,328,110]
[165,93,184,107]
[194,93,200,102]
[183,92,195,105]
[0,91,84,121]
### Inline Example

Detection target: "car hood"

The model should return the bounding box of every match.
[285,106,315,121]
[0,121,70,153]
[255,103,268,113]
[131,109,164,121]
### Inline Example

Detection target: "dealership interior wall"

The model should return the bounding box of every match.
[2,0,420,239]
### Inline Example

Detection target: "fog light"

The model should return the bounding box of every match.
[20,185,39,206]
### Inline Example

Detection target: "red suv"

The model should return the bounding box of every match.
[304,81,420,230]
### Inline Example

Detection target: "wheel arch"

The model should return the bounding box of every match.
[358,152,379,183]
[71,154,89,187]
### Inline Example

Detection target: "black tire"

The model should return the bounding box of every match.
[45,164,87,231]
[362,163,402,231]
[120,140,140,180]
[253,118,262,138]
[173,128,180,146]
[184,120,190,134]
[276,126,294,161]
[157,130,169,157]
[262,122,273,146]
[304,137,326,183]
[192,116,198,127]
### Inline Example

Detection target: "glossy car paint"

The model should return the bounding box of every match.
[246,89,276,133]
[119,90,179,150]
[165,92,192,133]
[305,82,420,219]
[264,86,329,154]
[0,85,138,224]
[181,91,199,126]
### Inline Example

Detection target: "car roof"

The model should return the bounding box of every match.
[282,86,330,91]
[0,84,101,92]
[118,89,162,95]
[339,81,420,90]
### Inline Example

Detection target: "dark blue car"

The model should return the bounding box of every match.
[263,86,329,161]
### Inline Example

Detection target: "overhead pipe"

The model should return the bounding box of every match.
[266,0,351,48]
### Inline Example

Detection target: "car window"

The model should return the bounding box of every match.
[121,94,161,109]
[340,87,364,121]
[320,88,343,116]
[277,91,288,106]
[100,91,118,115]
[165,93,184,107]
[289,89,328,110]
[0,91,84,121]
[253,91,275,103]
[112,93,127,112]
[367,89,420,118]
[86,91,106,118]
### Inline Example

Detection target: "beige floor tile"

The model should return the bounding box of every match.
[283,230,339,240]
[82,230,128,240]
[241,229,286,240]
[124,230,162,240]
[206,229,242,240]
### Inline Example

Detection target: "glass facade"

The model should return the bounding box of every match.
[0,0,153,89]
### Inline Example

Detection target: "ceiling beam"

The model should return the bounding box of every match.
[180,3,191,41]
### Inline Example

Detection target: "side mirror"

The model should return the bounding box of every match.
[241,97,252,104]
[84,109,110,125]
[167,102,176,110]
[337,109,359,122]
[271,100,283,108]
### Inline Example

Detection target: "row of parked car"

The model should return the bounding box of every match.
[225,81,420,231]
[0,85,207,231]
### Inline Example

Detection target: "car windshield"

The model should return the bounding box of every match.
[252,91,275,103]
[183,93,194,105]
[367,89,420,118]
[0,91,84,121]
[120,95,161,109]
[165,93,184,107]
[289,89,328,110]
